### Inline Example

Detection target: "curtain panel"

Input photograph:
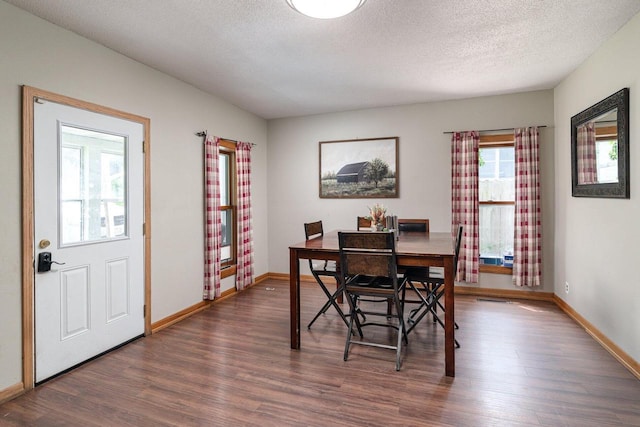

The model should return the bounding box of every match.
[203,136,222,299]
[236,142,254,291]
[576,121,597,184]
[513,127,542,287]
[451,131,480,283]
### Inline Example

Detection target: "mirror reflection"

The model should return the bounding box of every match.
[576,109,618,185]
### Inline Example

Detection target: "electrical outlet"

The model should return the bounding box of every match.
[565,281,569,294]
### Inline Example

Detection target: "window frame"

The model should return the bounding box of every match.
[479,134,514,275]
[218,139,237,279]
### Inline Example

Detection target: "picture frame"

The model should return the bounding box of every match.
[319,137,399,199]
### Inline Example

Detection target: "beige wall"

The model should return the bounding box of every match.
[267,91,555,293]
[0,1,268,391]
[554,13,640,362]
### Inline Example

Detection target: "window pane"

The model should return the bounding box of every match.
[61,200,83,243]
[221,208,232,263]
[100,152,126,238]
[61,146,82,199]
[595,139,618,183]
[219,153,229,206]
[478,148,496,179]
[60,125,127,245]
[498,147,514,178]
[101,152,125,200]
[479,204,514,259]
[479,147,515,201]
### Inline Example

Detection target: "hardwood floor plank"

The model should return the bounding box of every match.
[1,279,638,426]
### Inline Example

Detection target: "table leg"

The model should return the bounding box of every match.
[444,256,455,377]
[289,247,301,349]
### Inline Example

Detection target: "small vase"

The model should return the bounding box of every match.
[375,223,384,231]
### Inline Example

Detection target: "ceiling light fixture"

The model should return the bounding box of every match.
[286,0,367,19]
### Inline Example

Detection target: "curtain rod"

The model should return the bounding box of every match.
[195,131,256,146]
[443,125,547,135]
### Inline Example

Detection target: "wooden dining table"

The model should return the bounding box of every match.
[289,230,457,377]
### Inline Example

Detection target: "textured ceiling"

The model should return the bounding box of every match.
[6,0,640,119]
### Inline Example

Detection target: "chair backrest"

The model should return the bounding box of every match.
[356,216,371,230]
[304,221,324,240]
[397,218,429,233]
[338,231,397,279]
[357,216,388,230]
[453,224,463,274]
[305,221,328,270]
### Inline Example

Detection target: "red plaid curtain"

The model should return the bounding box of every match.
[203,136,221,299]
[513,127,541,287]
[451,131,479,283]
[236,142,254,290]
[577,122,597,184]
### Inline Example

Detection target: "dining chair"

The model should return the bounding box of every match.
[402,225,462,347]
[357,215,389,230]
[397,218,429,233]
[338,231,408,371]
[396,218,429,302]
[304,221,349,329]
[357,216,371,230]
[357,215,394,315]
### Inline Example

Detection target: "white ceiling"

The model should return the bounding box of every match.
[6,0,640,119]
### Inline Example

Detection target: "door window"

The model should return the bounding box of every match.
[59,125,127,245]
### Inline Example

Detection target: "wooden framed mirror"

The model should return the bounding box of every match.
[571,88,629,198]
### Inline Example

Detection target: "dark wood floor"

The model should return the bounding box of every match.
[1,279,639,426]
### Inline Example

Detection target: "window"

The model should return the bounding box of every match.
[478,135,514,272]
[59,125,127,246]
[595,125,618,183]
[219,140,237,275]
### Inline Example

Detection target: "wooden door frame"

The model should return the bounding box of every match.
[21,86,152,390]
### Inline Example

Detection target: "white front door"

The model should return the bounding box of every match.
[34,99,145,383]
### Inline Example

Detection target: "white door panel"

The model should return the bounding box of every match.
[60,265,90,339]
[34,99,144,382]
[106,257,130,322]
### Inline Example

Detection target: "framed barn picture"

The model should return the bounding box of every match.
[319,137,399,198]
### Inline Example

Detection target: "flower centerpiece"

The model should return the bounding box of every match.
[368,203,387,230]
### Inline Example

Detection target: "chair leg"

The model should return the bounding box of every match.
[307,272,350,329]
[404,281,460,347]
[395,320,404,371]
[427,308,460,348]
[344,310,353,361]
[394,292,408,345]
[307,298,333,329]
[347,294,364,338]
[431,292,438,323]
[307,291,349,329]
[434,293,459,329]
[406,302,430,334]
[404,280,432,334]
[344,295,364,362]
